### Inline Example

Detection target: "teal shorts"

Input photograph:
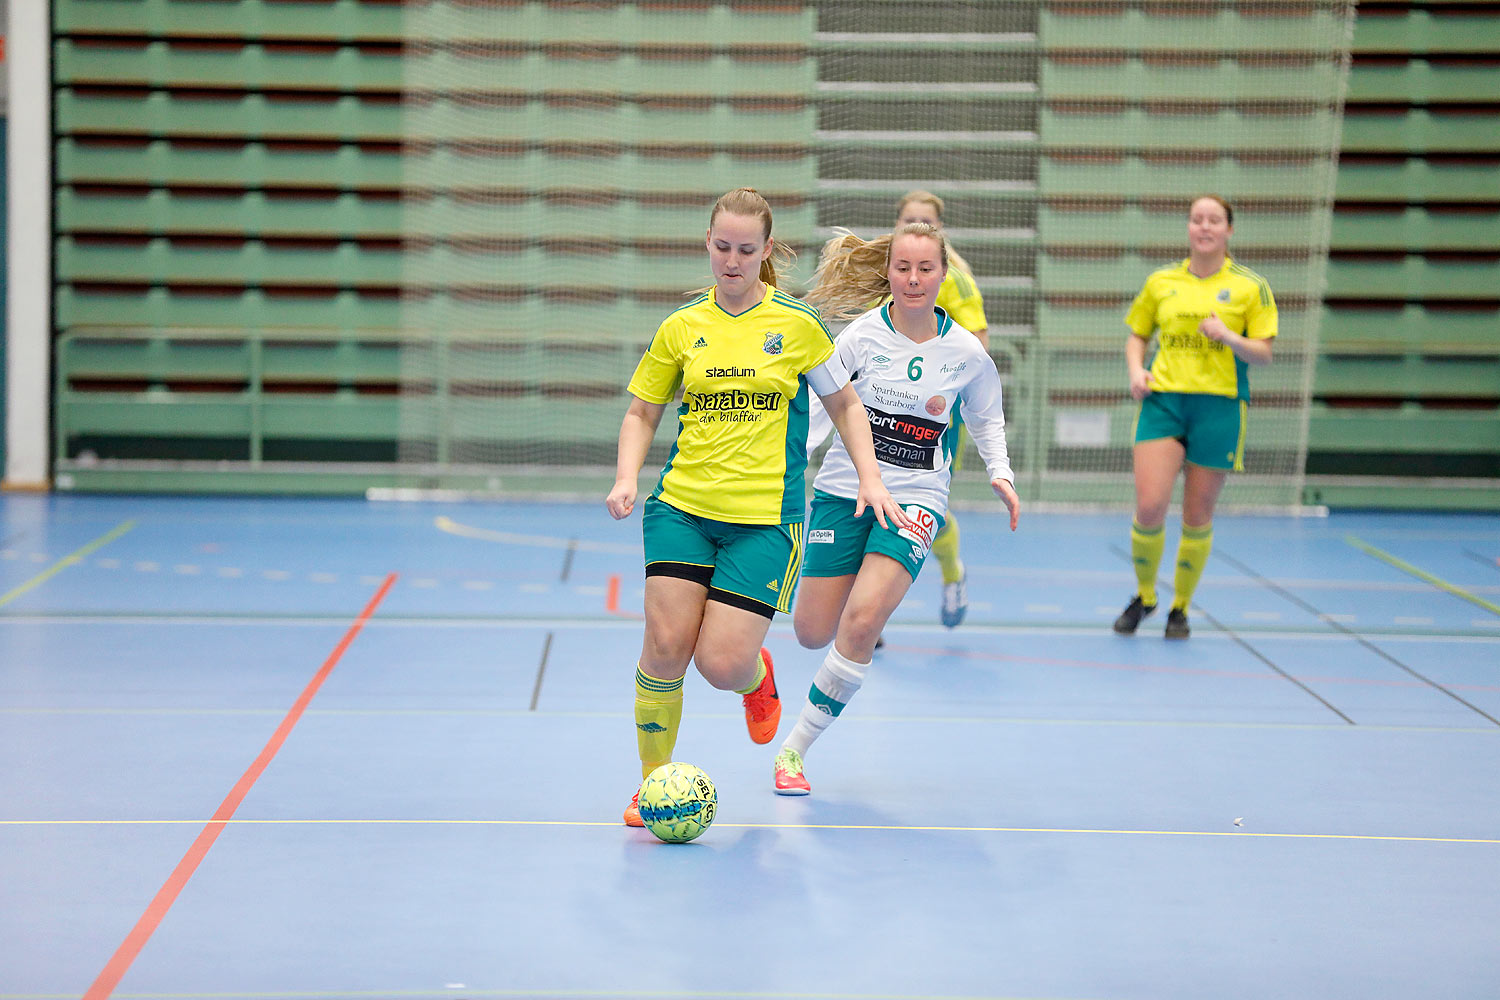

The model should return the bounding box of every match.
[801,491,945,582]
[641,497,802,617]
[1134,391,1247,472]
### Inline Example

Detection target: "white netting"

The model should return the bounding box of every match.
[398,0,1355,507]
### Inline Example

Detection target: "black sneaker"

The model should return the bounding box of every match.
[1112,595,1157,634]
[1164,607,1190,639]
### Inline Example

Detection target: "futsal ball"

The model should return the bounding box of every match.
[638,762,717,843]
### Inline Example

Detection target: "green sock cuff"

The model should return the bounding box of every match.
[635,667,683,697]
[1132,520,1165,536]
[1182,522,1214,540]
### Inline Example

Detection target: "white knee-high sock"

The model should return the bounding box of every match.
[782,646,870,757]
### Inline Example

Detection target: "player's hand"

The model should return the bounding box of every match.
[1198,311,1234,344]
[1128,367,1154,401]
[854,481,912,531]
[991,478,1021,531]
[605,480,637,520]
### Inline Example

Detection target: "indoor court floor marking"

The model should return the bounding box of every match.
[1108,543,1355,724]
[78,574,398,1000]
[1346,533,1500,617]
[1,990,1119,1000]
[4,816,1495,846]
[1218,548,1500,727]
[434,514,641,554]
[0,520,135,608]
[3,703,1497,733]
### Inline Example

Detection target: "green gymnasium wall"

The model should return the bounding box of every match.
[48,0,1500,507]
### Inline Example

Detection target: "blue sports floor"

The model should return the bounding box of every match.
[1,493,1497,999]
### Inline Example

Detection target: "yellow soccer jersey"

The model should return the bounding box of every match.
[1125,257,1277,400]
[936,266,987,335]
[627,287,836,525]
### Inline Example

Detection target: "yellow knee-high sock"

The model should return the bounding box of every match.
[635,666,684,780]
[1131,520,1166,606]
[932,513,963,584]
[1171,522,1214,611]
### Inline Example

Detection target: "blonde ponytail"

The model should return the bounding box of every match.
[803,223,948,320]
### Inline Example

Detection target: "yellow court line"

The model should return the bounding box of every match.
[1345,534,1500,618]
[3,817,1494,844]
[0,520,136,609]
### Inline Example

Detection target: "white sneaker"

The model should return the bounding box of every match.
[940,564,967,628]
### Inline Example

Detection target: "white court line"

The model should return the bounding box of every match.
[2,615,1499,643]
[2,816,1494,846]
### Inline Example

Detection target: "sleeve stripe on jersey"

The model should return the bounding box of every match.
[667,291,711,316]
[1228,264,1272,306]
[771,290,833,339]
[949,268,974,299]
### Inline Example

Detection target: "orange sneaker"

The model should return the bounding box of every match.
[623,789,643,827]
[742,647,781,745]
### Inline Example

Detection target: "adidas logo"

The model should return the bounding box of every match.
[766,579,779,592]
[692,337,708,348]
[636,722,666,733]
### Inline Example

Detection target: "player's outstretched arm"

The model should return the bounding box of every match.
[817,382,911,530]
[606,396,666,520]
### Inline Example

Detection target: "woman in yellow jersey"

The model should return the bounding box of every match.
[895,190,989,628]
[1113,194,1277,639]
[605,188,908,827]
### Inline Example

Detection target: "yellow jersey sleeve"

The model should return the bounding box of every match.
[627,306,697,404]
[1125,275,1163,338]
[936,267,988,334]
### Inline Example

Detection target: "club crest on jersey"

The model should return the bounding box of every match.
[1217,288,1231,302]
[762,332,783,356]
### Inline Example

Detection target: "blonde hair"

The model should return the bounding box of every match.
[803,223,948,320]
[896,188,974,279]
[707,187,797,289]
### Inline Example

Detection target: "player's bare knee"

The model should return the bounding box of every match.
[692,650,750,691]
[838,602,885,652]
[640,633,695,676]
[793,612,835,650]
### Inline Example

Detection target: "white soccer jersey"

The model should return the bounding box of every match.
[809,303,1013,515]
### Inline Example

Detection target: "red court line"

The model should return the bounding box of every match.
[604,572,642,619]
[83,573,398,999]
